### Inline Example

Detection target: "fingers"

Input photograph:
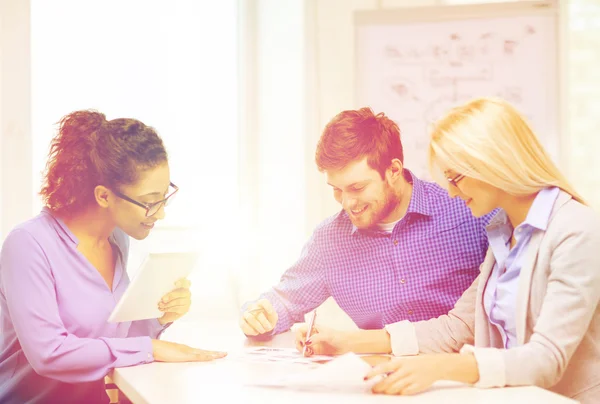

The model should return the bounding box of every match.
[239,300,277,336]
[159,300,190,314]
[298,323,319,340]
[293,323,321,356]
[377,377,413,395]
[295,325,307,352]
[372,372,412,395]
[306,323,319,340]
[364,359,402,380]
[152,340,226,363]
[193,349,227,361]
[159,295,190,308]
[367,359,415,396]
[160,288,191,304]
[294,323,322,355]
[371,370,400,394]
[257,299,277,319]
[242,311,266,334]
[304,329,324,345]
[239,318,258,336]
[303,332,326,356]
[255,311,274,333]
[394,381,421,395]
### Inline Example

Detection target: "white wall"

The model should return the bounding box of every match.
[568,0,600,207]
[0,0,33,240]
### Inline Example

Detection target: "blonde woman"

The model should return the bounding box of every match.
[363,98,600,403]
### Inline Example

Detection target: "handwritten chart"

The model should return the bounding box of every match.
[237,347,333,365]
[356,3,560,179]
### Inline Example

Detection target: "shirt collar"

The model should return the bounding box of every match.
[404,169,433,217]
[523,187,560,231]
[43,207,79,245]
[42,206,121,248]
[349,169,433,236]
[486,187,560,234]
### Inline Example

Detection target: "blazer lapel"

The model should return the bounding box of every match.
[478,247,496,293]
[475,248,496,344]
[515,191,572,344]
[515,230,543,344]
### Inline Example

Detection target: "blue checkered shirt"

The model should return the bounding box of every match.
[253,171,493,334]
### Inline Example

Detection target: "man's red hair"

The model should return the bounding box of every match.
[315,107,404,178]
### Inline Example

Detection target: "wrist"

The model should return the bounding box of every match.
[441,353,480,384]
[148,339,158,361]
[347,329,392,354]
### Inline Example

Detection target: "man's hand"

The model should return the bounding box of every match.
[239,298,278,336]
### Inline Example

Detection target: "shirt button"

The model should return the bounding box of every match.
[147,353,152,360]
[393,239,399,246]
[407,309,414,315]
[400,278,406,284]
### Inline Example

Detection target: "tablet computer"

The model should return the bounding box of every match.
[108,251,199,323]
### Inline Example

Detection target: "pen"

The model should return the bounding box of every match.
[302,310,317,356]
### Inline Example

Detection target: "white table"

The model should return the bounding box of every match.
[111,321,577,404]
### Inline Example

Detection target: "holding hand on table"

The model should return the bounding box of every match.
[364,353,479,396]
[151,340,227,362]
[239,298,278,336]
[152,278,227,363]
[157,278,192,325]
[295,323,350,356]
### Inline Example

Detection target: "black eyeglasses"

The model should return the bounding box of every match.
[446,173,466,188]
[113,182,179,217]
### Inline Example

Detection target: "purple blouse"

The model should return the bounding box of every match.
[0,209,164,403]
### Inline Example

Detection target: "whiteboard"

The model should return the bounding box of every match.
[355,0,562,180]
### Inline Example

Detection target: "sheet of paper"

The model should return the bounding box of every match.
[237,347,334,365]
[249,352,379,393]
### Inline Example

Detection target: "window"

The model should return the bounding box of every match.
[31,0,242,319]
[30,0,311,320]
[31,0,239,231]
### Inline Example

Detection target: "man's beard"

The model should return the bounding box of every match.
[353,183,402,230]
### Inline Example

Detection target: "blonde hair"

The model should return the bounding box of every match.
[428,97,585,204]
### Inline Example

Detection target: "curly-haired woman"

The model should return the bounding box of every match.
[0,110,226,404]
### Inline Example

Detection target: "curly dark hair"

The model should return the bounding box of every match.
[40,110,168,216]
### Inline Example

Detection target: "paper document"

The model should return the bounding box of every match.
[251,352,378,393]
[238,347,334,365]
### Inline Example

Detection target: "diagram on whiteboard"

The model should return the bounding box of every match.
[356,14,558,179]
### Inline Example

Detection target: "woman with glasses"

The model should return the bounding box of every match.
[0,110,225,404]
[364,98,600,403]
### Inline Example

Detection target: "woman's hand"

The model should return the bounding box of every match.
[364,353,479,395]
[158,278,192,325]
[294,324,351,356]
[151,339,226,362]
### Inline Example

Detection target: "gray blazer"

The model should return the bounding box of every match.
[386,191,600,403]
